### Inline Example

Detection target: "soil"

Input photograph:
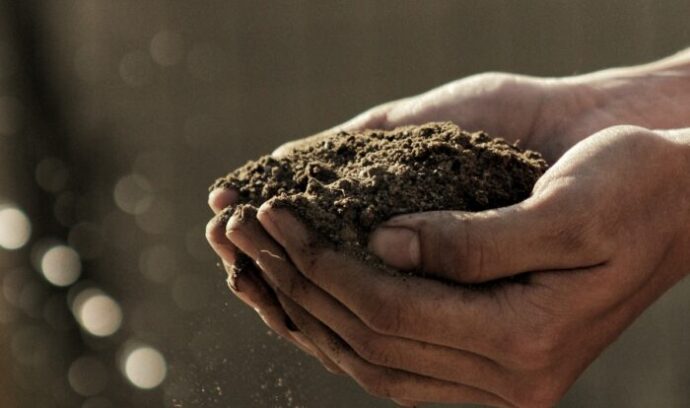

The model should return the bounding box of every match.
[212,122,547,270]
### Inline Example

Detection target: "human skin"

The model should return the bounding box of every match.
[206,50,690,406]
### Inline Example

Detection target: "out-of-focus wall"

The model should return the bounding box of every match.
[1,1,690,407]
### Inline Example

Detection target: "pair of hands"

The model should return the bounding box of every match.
[207,71,690,407]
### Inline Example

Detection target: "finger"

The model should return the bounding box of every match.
[290,329,345,375]
[228,259,345,375]
[278,294,511,407]
[206,209,237,265]
[368,194,611,283]
[257,204,519,357]
[208,188,238,214]
[222,258,318,357]
[225,208,347,374]
[256,248,512,397]
[208,193,340,372]
[227,210,509,394]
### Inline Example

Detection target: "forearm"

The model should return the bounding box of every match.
[569,48,690,130]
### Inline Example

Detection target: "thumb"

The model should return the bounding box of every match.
[368,197,608,283]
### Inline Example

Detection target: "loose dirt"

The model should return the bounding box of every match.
[212,122,546,268]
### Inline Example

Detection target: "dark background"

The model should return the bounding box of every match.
[1,1,689,407]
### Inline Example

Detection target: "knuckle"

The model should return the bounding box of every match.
[442,215,485,282]
[459,220,489,282]
[498,312,565,371]
[205,218,224,244]
[358,372,395,399]
[418,214,484,280]
[605,124,652,139]
[360,297,404,336]
[351,335,395,367]
[278,272,303,300]
[536,191,613,261]
[300,249,328,280]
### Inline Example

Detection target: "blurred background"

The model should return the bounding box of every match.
[1,1,689,407]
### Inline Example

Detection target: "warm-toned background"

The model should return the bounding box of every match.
[1,1,690,407]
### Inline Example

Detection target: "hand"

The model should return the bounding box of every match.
[206,53,690,405]
[205,190,345,375]
[209,71,591,377]
[227,126,690,406]
[207,67,683,358]
[273,67,690,163]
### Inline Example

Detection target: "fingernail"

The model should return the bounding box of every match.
[257,204,279,235]
[368,227,420,270]
[208,188,236,213]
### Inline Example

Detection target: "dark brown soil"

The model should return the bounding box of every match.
[212,122,547,266]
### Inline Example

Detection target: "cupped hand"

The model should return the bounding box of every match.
[272,71,670,163]
[205,66,690,406]
[227,126,690,407]
[207,71,631,319]
[205,189,345,375]
[207,70,589,374]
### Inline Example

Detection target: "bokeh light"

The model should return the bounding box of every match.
[119,50,153,87]
[123,345,167,389]
[40,245,81,287]
[113,174,154,215]
[18,278,48,319]
[150,30,185,67]
[135,198,174,234]
[3,268,27,306]
[68,356,108,396]
[73,288,123,337]
[133,150,174,190]
[139,245,176,283]
[35,157,69,193]
[0,206,31,250]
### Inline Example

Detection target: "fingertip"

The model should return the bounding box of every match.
[206,213,229,247]
[207,213,237,264]
[256,200,275,220]
[256,201,281,236]
[208,188,238,214]
[225,210,242,239]
[368,226,420,270]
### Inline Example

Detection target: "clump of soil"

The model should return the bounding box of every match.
[212,122,547,264]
